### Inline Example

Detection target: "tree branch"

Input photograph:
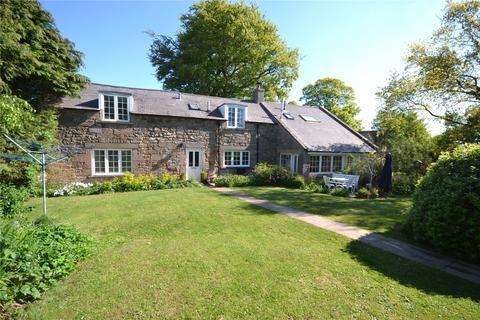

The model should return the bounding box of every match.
[404,97,467,125]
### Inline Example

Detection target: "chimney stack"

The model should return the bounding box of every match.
[253,84,265,103]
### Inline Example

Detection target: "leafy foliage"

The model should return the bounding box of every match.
[213,163,304,188]
[0,95,33,134]
[356,187,370,199]
[213,175,252,187]
[0,217,93,310]
[0,184,31,217]
[377,0,480,127]
[392,172,416,195]
[330,187,350,197]
[0,0,87,187]
[148,0,299,100]
[47,172,199,197]
[0,0,88,108]
[301,78,362,130]
[405,143,480,262]
[434,105,480,153]
[373,107,433,175]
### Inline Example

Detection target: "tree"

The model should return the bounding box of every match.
[378,0,480,127]
[434,105,480,153]
[148,0,299,100]
[300,78,362,130]
[0,0,88,108]
[287,100,300,106]
[0,0,87,185]
[372,107,433,175]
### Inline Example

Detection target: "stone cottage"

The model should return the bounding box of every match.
[56,83,375,182]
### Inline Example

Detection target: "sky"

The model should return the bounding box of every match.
[41,0,447,133]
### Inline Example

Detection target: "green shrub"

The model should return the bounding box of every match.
[356,187,379,199]
[213,175,252,187]
[356,187,370,199]
[251,163,290,186]
[284,174,305,189]
[47,172,196,197]
[303,182,328,194]
[392,172,416,195]
[0,184,31,217]
[330,187,350,197]
[404,144,480,262]
[200,171,208,183]
[0,217,93,309]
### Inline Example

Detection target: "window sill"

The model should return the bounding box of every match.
[97,120,133,126]
[223,166,250,168]
[91,173,127,177]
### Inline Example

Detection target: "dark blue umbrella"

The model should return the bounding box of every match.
[378,153,393,195]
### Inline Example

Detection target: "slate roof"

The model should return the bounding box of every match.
[261,102,376,153]
[60,83,274,124]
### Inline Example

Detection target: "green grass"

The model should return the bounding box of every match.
[19,187,480,319]
[235,186,412,239]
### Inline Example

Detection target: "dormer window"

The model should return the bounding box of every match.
[99,93,132,122]
[226,105,246,128]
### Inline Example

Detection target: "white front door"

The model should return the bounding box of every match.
[280,153,299,173]
[186,149,201,181]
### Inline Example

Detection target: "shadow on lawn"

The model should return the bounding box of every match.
[345,240,480,301]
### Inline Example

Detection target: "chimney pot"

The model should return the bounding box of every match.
[253,85,265,103]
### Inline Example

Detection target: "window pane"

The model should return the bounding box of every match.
[346,155,353,168]
[236,108,245,128]
[233,151,241,165]
[309,156,320,173]
[333,155,342,172]
[241,152,249,166]
[189,151,194,167]
[280,154,291,169]
[321,155,331,173]
[103,95,115,120]
[117,96,129,121]
[293,155,298,172]
[121,150,132,172]
[224,152,232,166]
[108,150,119,173]
[228,107,236,127]
[94,150,105,173]
[194,151,199,167]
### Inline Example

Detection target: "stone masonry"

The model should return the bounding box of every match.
[54,108,301,182]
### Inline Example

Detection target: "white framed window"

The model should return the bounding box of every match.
[280,153,298,173]
[99,93,132,122]
[92,149,132,175]
[224,151,250,167]
[309,154,347,173]
[309,155,320,173]
[226,105,246,128]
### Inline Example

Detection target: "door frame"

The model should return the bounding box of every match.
[279,153,299,173]
[185,148,202,180]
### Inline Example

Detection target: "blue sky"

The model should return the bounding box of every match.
[41,0,446,133]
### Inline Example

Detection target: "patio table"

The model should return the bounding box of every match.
[330,177,349,188]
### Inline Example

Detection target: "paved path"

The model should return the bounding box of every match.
[214,187,480,285]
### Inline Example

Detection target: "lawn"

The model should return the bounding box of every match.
[235,186,412,239]
[20,187,480,319]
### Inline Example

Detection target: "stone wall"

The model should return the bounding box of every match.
[53,108,286,182]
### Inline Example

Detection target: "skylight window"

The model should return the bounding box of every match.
[188,103,201,110]
[300,114,319,122]
[282,112,294,120]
